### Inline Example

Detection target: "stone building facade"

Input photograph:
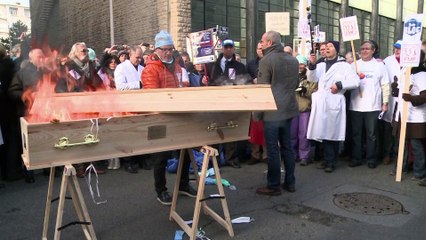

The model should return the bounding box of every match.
[30,0,191,56]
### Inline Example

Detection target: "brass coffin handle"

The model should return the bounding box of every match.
[54,134,100,149]
[207,121,238,132]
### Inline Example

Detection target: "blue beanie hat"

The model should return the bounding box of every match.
[155,30,174,49]
[88,48,96,61]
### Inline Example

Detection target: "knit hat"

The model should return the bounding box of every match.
[88,48,96,61]
[328,41,340,54]
[296,55,308,65]
[155,30,174,49]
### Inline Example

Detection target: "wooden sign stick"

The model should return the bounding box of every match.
[395,67,411,182]
[351,40,362,98]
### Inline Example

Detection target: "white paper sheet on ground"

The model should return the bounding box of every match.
[231,217,254,224]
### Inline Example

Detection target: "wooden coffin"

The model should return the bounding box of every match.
[21,112,251,170]
[29,85,277,115]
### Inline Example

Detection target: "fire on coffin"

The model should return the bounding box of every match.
[20,85,277,170]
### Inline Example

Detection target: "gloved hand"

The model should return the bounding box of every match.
[391,76,399,97]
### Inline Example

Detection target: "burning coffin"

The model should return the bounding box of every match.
[20,85,276,170]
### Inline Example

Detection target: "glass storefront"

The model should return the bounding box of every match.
[191,0,421,59]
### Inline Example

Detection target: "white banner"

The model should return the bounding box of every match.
[265,12,290,36]
[340,16,360,42]
[403,14,424,41]
[400,41,422,67]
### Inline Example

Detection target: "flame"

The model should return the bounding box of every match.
[25,47,134,123]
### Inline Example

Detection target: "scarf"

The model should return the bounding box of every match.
[73,58,90,78]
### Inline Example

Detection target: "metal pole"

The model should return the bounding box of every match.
[418,0,424,13]
[109,0,115,45]
[339,0,348,54]
[246,0,257,60]
[371,0,379,42]
[394,0,403,41]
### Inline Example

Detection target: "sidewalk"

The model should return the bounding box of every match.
[1,159,425,239]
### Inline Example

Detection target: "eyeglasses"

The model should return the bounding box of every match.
[157,47,174,52]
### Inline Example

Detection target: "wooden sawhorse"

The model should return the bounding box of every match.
[42,164,97,240]
[169,146,234,240]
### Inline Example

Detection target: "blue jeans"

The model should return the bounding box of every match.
[351,111,380,165]
[406,139,426,178]
[264,119,296,190]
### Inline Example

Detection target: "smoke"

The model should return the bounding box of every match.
[211,73,253,86]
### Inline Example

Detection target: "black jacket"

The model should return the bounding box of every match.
[56,60,104,92]
[206,53,247,86]
[0,57,17,121]
[246,57,260,81]
[8,61,44,117]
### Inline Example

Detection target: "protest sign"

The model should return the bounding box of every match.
[298,19,311,38]
[403,14,424,41]
[340,16,360,42]
[188,28,218,64]
[400,41,422,67]
[265,12,290,36]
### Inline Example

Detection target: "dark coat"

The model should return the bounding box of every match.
[246,57,260,81]
[56,60,104,92]
[8,61,44,117]
[257,43,299,121]
[0,57,17,122]
[206,53,248,86]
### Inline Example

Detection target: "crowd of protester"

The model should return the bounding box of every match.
[0,30,425,200]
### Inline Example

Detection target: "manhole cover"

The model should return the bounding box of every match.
[333,192,408,216]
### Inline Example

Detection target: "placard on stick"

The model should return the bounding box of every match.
[395,14,423,182]
[188,28,218,64]
[265,12,290,36]
[400,41,422,67]
[340,16,360,42]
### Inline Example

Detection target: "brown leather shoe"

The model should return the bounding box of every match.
[256,187,281,196]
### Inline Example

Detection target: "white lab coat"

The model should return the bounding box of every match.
[114,60,144,90]
[307,58,359,141]
[383,55,402,123]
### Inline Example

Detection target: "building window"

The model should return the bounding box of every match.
[379,16,395,57]
[191,0,247,58]
[25,9,30,18]
[9,7,18,16]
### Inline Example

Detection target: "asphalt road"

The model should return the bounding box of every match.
[1,159,426,240]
